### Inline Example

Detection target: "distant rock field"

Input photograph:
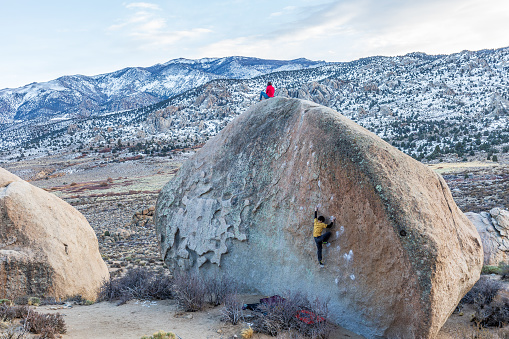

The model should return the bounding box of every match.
[437,163,509,212]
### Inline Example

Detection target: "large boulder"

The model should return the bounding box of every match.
[0,167,109,301]
[466,208,509,265]
[155,98,483,338]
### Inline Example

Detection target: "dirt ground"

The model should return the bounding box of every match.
[29,298,507,339]
[37,297,364,339]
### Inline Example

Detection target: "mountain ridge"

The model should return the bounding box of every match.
[1,47,508,164]
[0,56,326,122]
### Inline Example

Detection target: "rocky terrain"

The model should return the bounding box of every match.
[430,162,509,212]
[1,48,508,169]
[1,48,509,338]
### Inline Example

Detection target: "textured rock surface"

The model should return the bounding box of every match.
[466,208,509,265]
[0,167,109,301]
[155,98,483,338]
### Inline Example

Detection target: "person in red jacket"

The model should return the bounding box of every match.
[259,81,275,100]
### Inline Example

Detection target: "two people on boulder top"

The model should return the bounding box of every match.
[259,81,275,100]
[313,206,335,267]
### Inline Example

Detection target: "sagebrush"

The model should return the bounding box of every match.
[0,305,66,339]
[22,309,66,338]
[99,267,173,305]
[460,276,509,328]
[204,274,236,306]
[221,292,243,325]
[172,271,206,312]
[224,291,331,339]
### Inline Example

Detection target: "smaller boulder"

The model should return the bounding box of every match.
[114,227,134,240]
[466,208,509,266]
[491,208,509,238]
[0,167,109,301]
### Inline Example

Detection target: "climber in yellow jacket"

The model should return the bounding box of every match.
[314,206,335,267]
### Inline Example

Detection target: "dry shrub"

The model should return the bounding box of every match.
[39,297,62,306]
[472,299,509,328]
[99,267,173,305]
[141,330,177,339]
[254,295,303,336]
[461,276,502,306]
[0,300,11,306]
[500,263,509,281]
[0,305,29,321]
[172,271,206,312]
[453,326,509,339]
[21,309,66,338]
[204,274,236,306]
[0,327,29,339]
[221,293,243,325]
[27,297,40,306]
[460,276,509,329]
[13,297,28,306]
[275,332,307,339]
[63,295,86,305]
[251,292,331,339]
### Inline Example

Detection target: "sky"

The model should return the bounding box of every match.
[1,0,509,90]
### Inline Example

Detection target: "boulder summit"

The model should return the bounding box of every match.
[155,98,482,338]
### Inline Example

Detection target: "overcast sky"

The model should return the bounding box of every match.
[1,0,508,90]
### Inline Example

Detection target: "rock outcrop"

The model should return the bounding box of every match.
[155,98,483,338]
[0,168,109,301]
[466,208,509,265]
[130,206,155,228]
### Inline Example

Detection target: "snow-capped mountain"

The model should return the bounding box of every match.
[0,56,325,122]
[1,48,508,164]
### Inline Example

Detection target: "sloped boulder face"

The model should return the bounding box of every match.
[155,98,483,338]
[0,168,109,301]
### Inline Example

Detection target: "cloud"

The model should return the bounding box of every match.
[343,0,509,56]
[200,1,357,59]
[125,2,161,10]
[201,0,509,61]
[269,4,299,18]
[110,2,212,49]
[134,28,213,48]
